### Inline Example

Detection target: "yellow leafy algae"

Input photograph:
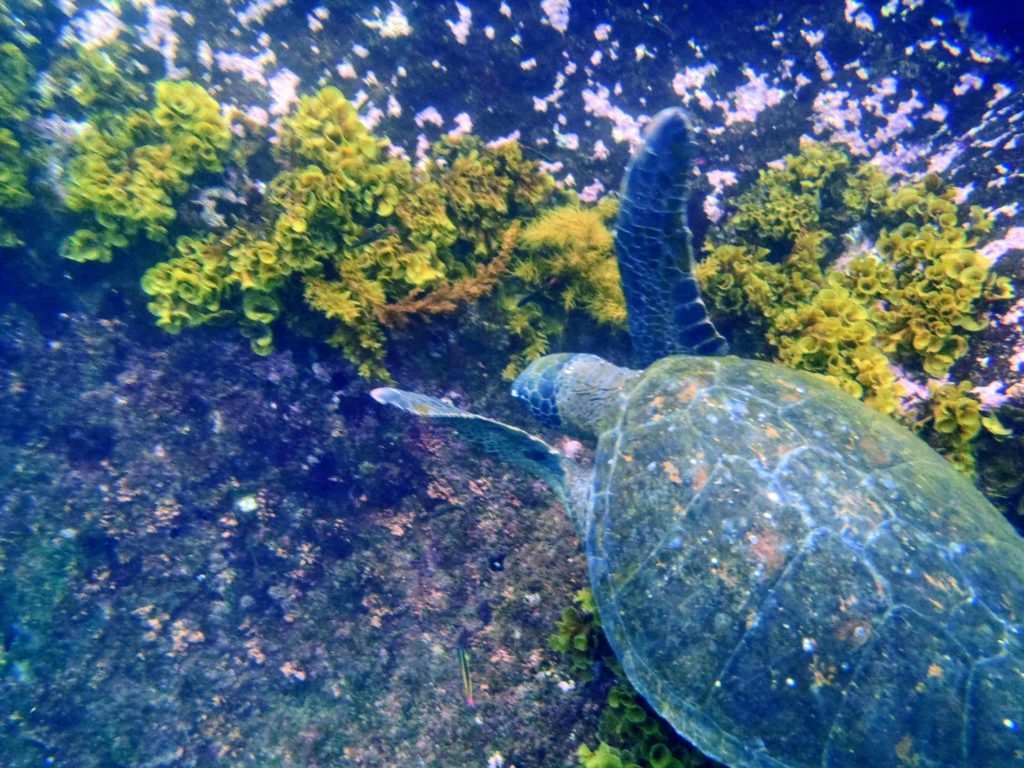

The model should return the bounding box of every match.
[697,140,1014,471]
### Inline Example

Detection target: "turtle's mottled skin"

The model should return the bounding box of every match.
[373,108,1024,768]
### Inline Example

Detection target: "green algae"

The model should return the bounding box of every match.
[695,141,1016,472]
[0,40,33,246]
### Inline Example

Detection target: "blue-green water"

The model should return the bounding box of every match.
[0,1,1022,766]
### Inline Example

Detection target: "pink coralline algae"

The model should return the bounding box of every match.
[889,363,931,410]
[140,4,182,78]
[998,299,1024,374]
[1001,299,1024,327]
[672,64,718,108]
[554,129,579,151]
[1012,349,1024,374]
[581,86,642,149]
[926,143,963,175]
[68,8,125,48]
[237,0,288,27]
[268,69,300,115]
[954,73,984,96]
[215,51,271,85]
[362,2,412,39]
[360,105,385,130]
[447,112,473,138]
[972,381,1011,410]
[578,180,605,203]
[414,106,444,128]
[868,91,923,147]
[706,170,738,193]
[703,194,725,224]
[486,130,522,149]
[812,90,867,155]
[540,0,570,34]
[812,79,931,164]
[721,68,786,126]
[979,227,1024,264]
[446,2,472,45]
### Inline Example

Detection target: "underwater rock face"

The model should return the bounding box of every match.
[0,305,594,766]
[1,0,1023,765]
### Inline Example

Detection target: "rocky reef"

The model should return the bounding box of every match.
[0,299,607,766]
[1,0,1023,766]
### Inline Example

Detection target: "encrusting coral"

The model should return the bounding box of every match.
[696,140,1014,472]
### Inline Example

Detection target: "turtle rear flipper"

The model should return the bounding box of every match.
[615,107,728,366]
[371,388,566,500]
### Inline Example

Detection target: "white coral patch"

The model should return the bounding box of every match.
[722,68,786,125]
[268,68,300,115]
[363,2,412,38]
[446,2,472,44]
[540,0,570,33]
[414,106,444,128]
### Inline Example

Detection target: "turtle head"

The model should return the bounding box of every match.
[511,353,573,427]
[513,353,639,439]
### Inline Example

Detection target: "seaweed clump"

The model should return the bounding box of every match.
[505,197,627,377]
[550,586,603,682]
[60,79,233,264]
[0,40,34,246]
[140,87,558,377]
[549,589,710,768]
[696,141,1014,472]
[52,74,626,381]
[44,41,149,114]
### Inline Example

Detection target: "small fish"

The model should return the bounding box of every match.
[520,144,556,164]
[516,277,563,307]
[457,644,475,708]
[350,224,398,249]
[642,15,679,41]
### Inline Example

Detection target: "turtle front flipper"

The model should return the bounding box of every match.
[371,388,567,500]
[615,107,727,366]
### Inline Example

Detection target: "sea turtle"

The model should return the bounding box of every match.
[372,109,1024,768]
